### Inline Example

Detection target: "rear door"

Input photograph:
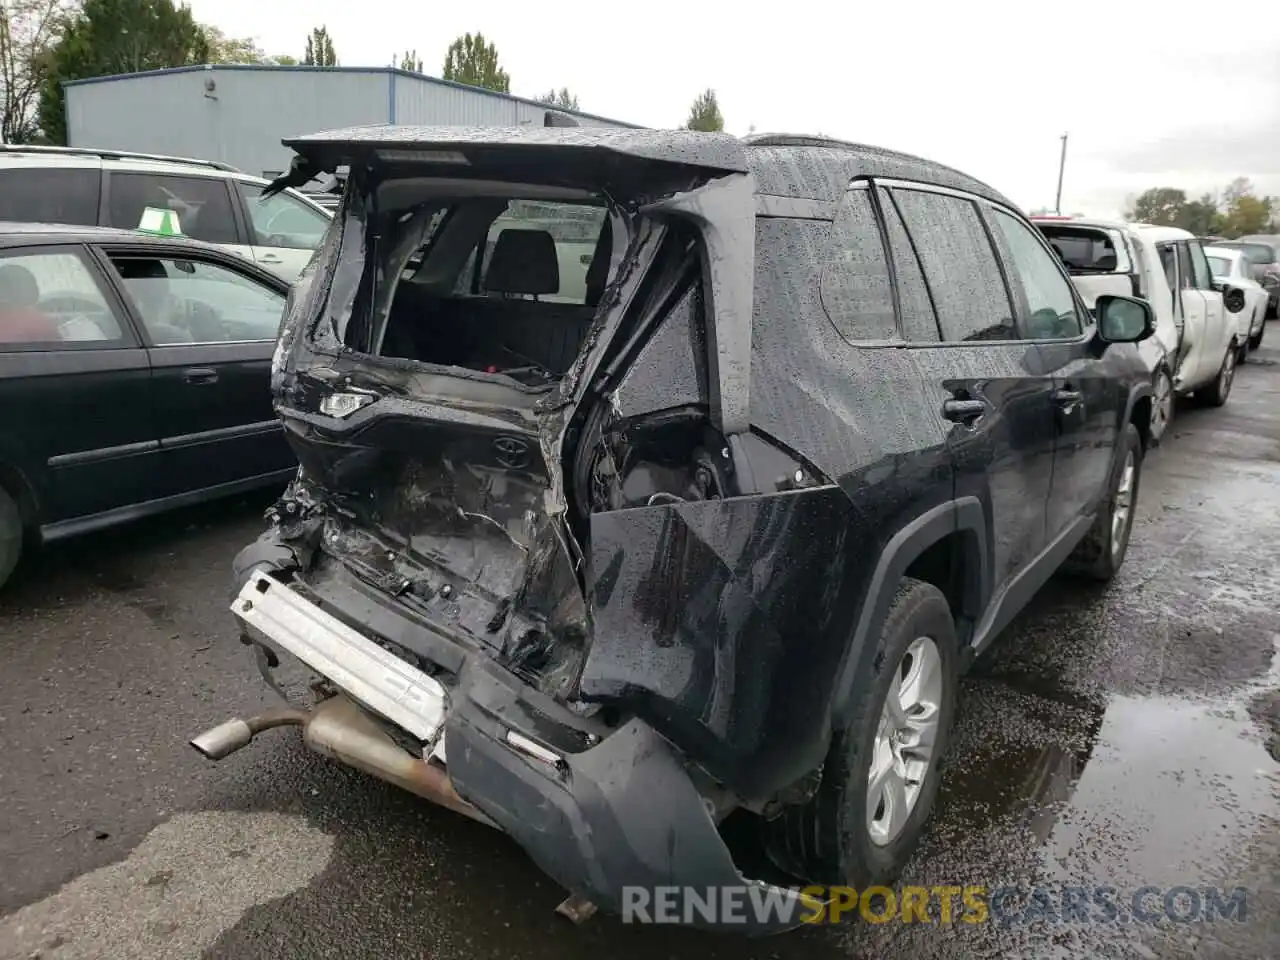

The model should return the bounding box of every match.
[98,246,291,498]
[1185,238,1232,367]
[102,170,254,261]
[0,244,157,529]
[988,207,1116,540]
[883,182,1058,593]
[231,180,331,281]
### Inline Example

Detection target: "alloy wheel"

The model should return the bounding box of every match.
[1111,450,1136,558]
[867,636,943,847]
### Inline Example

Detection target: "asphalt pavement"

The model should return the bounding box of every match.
[2,343,1277,960]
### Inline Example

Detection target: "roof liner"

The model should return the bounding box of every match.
[281,125,750,174]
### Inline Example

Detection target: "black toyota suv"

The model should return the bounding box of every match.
[193,127,1156,932]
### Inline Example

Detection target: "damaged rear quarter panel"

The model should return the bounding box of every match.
[582,486,862,798]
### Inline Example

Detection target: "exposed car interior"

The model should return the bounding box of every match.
[340,183,618,386]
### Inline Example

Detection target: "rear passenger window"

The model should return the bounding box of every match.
[1186,240,1214,290]
[0,168,100,226]
[890,189,1015,342]
[0,249,125,347]
[991,210,1083,339]
[106,173,238,246]
[876,187,939,342]
[819,188,896,341]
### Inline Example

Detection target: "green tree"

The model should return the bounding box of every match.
[1,0,72,143]
[395,49,422,72]
[36,0,209,145]
[302,25,336,66]
[1178,192,1223,236]
[1124,187,1187,226]
[536,87,578,110]
[203,25,265,64]
[441,32,508,93]
[270,53,297,65]
[684,88,723,132]
[1219,177,1272,237]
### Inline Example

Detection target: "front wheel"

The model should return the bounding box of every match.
[1064,421,1143,582]
[763,578,958,886]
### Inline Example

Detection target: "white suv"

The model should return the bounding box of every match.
[0,146,332,282]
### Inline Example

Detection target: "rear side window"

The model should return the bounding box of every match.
[1157,243,1178,291]
[1186,240,1214,290]
[0,168,100,226]
[0,249,125,347]
[106,173,239,245]
[876,187,939,342]
[890,188,1015,342]
[819,188,896,341]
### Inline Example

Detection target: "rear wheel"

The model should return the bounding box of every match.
[0,485,22,591]
[1201,345,1236,407]
[763,578,957,886]
[1149,365,1173,446]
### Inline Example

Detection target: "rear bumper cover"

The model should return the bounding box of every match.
[231,545,808,934]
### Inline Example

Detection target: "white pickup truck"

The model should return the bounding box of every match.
[1032,217,1244,443]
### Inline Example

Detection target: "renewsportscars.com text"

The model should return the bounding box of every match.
[621,884,1250,926]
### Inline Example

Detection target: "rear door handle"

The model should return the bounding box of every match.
[183,367,218,385]
[941,398,987,424]
[257,253,283,264]
[1052,388,1082,406]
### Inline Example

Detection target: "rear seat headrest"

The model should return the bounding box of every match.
[484,228,559,296]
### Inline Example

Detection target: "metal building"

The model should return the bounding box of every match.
[64,65,641,180]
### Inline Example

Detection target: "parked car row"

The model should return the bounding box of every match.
[0,145,332,283]
[1032,216,1269,443]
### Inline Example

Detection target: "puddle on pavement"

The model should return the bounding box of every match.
[923,640,1279,892]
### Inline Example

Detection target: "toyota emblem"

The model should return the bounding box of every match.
[493,436,531,469]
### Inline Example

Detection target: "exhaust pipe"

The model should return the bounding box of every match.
[191,708,307,760]
[190,697,496,829]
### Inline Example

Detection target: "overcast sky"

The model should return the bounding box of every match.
[186,0,1280,219]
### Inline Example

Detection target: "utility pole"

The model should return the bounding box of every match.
[1055,133,1068,214]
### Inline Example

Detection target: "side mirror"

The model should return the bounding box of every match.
[1096,294,1154,344]
[1222,286,1247,314]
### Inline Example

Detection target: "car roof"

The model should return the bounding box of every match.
[1128,223,1196,244]
[1032,216,1129,232]
[1203,245,1241,259]
[0,221,287,285]
[281,125,1016,207]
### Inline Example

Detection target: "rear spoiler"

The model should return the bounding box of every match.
[275,125,749,179]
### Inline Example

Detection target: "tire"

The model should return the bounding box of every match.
[764,578,958,886]
[0,485,22,591]
[1249,317,1264,351]
[1149,364,1173,447]
[1064,422,1142,582]
[1201,345,1236,407]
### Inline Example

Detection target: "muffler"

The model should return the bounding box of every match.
[190,696,496,829]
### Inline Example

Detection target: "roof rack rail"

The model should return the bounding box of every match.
[0,143,242,173]
[741,133,864,150]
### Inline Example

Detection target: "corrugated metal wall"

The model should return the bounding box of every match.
[67,67,391,178]
[67,67,638,179]
[391,74,628,129]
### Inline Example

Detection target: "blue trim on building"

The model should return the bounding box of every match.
[63,64,643,129]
